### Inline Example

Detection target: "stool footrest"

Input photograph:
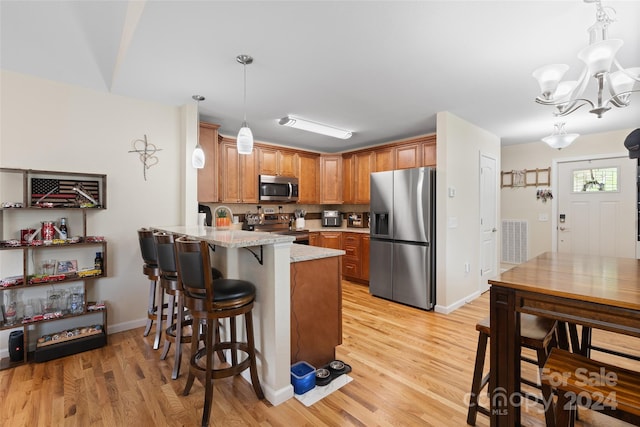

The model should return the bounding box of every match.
[191,342,252,380]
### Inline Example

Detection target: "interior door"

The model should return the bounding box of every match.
[479,153,498,292]
[557,156,636,257]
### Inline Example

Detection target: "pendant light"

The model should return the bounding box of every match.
[191,95,205,168]
[236,54,254,155]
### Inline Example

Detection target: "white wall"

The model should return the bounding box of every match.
[435,112,501,313]
[501,128,634,261]
[0,70,194,333]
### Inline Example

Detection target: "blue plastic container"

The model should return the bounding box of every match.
[291,361,316,395]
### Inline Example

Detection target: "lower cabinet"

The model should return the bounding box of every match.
[310,231,370,284]
[290,256,342,367]
[318,231,342,250]
[342,232,369,284]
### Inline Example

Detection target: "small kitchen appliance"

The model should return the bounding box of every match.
[347,212,369,228]
[322,210,342,227]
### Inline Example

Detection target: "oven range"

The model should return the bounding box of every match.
[243,212,309,245]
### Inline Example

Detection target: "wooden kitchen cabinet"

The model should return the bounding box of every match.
[342,154,354,204]
[218,136,258,203]
[361,234,370,281]
[196,122,220,203]
[297,153,320,204]
[290,255,342,367]
[258,147,278,176]
[308,232,319,246]
[395,142,421,170]
[374,147,394,172]
[342,232,361,280]
[342,232,370,284]
[319,231,342,250]
[354,151,374,204]
[421,136,437,167]
[320,155,342,204]
[258,146,297,177]
[279,151,297,177]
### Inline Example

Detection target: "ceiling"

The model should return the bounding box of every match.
[2,1,639,153]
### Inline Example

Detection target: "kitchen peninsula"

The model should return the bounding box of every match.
[152,225,344,405]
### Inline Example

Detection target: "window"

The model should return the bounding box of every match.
[572,167,619,192]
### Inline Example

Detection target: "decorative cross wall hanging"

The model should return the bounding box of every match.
[128,134,162,181]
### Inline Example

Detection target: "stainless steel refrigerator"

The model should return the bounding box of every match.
[369,167,435,310]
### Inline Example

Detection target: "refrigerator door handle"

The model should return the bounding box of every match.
[416,170,426,240]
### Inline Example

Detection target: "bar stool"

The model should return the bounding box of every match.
[153,231,191,379]
[154,231,225,379]
[137,228,166,349]
[174,236,264,427]
[466,314,558,427]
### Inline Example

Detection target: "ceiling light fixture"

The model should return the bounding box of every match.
[532,0,639,118]
[191,95,205,169]
[542,122,580,150]
[278,116,353,139]
[236,54,254,155]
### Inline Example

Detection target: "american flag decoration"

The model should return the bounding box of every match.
[31,178,100,207]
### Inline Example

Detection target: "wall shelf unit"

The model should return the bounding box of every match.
[0,168,107,369]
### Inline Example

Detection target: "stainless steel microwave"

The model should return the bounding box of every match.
[259,175,299,203]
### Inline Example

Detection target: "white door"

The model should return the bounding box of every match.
[480,153,498,291]
[557,156,636,257]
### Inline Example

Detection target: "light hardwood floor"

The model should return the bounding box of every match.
[1,280,638,426]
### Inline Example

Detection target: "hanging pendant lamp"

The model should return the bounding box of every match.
[191,95,205,168]
[236,54,254,155]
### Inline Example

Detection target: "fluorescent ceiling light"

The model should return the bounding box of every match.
[279,116,353,139]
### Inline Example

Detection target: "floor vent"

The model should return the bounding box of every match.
[501,220,528,264]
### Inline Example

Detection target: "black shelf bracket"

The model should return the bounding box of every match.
[244,246,264,265]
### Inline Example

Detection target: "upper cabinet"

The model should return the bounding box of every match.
[218,136,258,203]
[258,146,297,177]
[394,142,421,170]
[197,126,434,205]
[373,135,436,172]
[342,154,354,204]
[197,122,220,203]
[421,136,437,167]
[297,153,320,204]
[374,147,394,172]
[354,151,374,204]
[320,155,342,204]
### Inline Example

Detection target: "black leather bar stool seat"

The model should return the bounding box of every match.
[467,313,558,427]
[175,236,264,427]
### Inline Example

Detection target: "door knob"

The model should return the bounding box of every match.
[492,228,497,232]
[559,226,569,231]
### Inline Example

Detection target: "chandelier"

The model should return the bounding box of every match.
[542,123,580,150]
[532,0,639,118]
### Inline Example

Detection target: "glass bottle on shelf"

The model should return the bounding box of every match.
[94,252,103,272]
[58,217,68,239]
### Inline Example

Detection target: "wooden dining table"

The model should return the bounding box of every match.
[488,251,640,426]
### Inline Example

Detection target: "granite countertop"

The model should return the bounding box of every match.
[290,243,345,263]
[153,225,295,248]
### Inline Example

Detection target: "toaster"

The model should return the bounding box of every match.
[322,210,342,227]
